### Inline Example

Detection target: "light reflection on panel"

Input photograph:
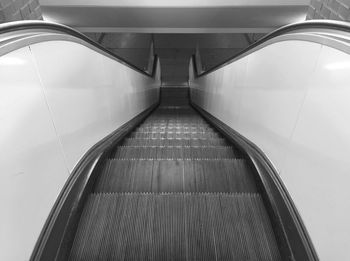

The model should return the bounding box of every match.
[286,46,350,260]
[31,41,114,170]
[30,41,160,171]
[190,40,350,260]
[0,47,69,261]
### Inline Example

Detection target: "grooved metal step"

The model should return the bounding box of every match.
[143,120,208,124]
[135,126,215,132]
[139,124,211,129]
[111,146,237,159]
[153,108,194,113]
[68,88,282,261]
[69,193,281,261]
[122,138,228,146]
[94,159,257,193]
[129,131,221,139]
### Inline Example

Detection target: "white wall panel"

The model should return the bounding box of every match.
[31,41,112,170]
[30,40,160,171]
[285,46,350,260]
[190,40,350,260]
[0,47,69,261]
[1,41,160,260]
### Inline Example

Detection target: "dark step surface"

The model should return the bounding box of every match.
[94,159,257,193]
[159,87,190,106]
[140,123,210,127]
[112,146,237,159]
[129,131,221,139]
[122,138,228,146]
[141,120,208,124]
[69,193,281,261]
[135,126,215,132]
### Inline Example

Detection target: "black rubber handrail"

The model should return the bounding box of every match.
[195,19,350,77]
[0,20,157,77]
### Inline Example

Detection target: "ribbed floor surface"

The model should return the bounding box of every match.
[122,138,227,146]
[112,146,238,159]
[95,159,257,193]
[69,87,281,260]
[69,194,280,261]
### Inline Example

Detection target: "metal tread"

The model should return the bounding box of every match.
[116,145,232,148]
[135,127,215,132]
[129,132,221,139]
[111,146,237,159]
[94,158,257,193]
[122,138,229,146]
[68,87,281,261]
[69,193,281,261]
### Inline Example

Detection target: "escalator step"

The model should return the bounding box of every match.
[94,159,257,193]
[69,193,281,261]
[129,132,221,139]
[122,138,228,146]
[67,88,282,261]
[153,108,194,112]
[111,146,237,159]
[140,123,210,128]
[143,120,207,125]
[135,126,215,132]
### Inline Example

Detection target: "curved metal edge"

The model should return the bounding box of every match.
[0,32,159,76]
[29,102,159,261]
[196,19,350,77]
[0,20,157,78]
[197,31,350,70]
[190,102,319,261]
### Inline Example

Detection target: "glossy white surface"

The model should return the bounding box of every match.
[190,40,350,260]
[1,41,160,260]
[30,41,159,171]
[0,47,69,261]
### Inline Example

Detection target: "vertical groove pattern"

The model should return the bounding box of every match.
[69,87,281,260]
[69,194,281,261]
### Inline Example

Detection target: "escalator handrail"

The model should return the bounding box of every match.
[0,20,157,78]
[195,19,350,77]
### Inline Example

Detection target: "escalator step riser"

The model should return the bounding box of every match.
[144,120,207,124]
[150,114,198,118]
[122,138,228,146]
[135,127,215,132]
[133,130,218,135]
[94,159,257,193]
[150,108,194,111]
[129,132,221,139]
[160,100,189,105]
[145,115,204,119]
[144,120,207,126]
[150,111,203,116]
[146,115,202,118]
[69,194,281,261]
[139,123,211,128]
[112,146,236,159]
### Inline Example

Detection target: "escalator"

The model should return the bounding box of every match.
[68,87,281,261]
